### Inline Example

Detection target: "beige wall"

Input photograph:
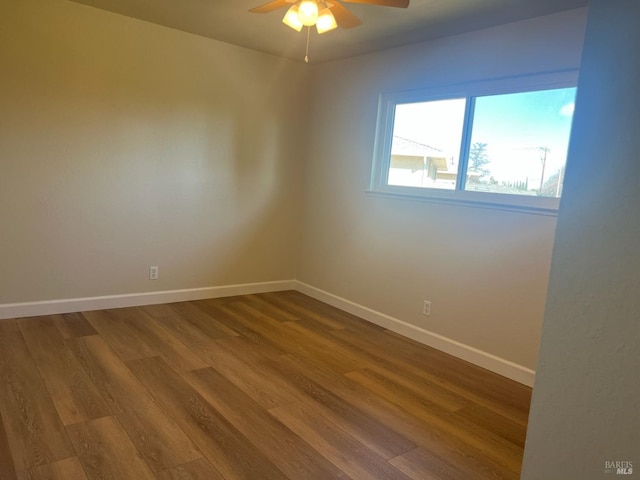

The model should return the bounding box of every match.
[0,0,308,303]
[1,0,591,375]
[523,1,640,477]
[298,9,587,370]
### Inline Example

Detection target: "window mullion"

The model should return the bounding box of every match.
[456,96,476,191]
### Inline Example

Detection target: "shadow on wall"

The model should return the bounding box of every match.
[0,0,308,303]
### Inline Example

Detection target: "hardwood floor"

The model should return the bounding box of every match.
[0,291,532,479]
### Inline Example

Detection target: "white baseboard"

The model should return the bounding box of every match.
[0,278,534,386]
[0,280,297,321]
[295,281,536,387]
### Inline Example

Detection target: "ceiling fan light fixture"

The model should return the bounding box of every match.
[297,0,319,26]
[282,4,304,31]
[316,6,337,34]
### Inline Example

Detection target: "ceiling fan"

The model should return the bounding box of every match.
[250,0,410,34]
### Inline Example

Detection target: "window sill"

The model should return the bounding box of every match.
[365,187,560,216]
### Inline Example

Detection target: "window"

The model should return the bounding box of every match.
[370,71,578,214]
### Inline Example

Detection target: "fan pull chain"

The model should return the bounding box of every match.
[304,26,310,63]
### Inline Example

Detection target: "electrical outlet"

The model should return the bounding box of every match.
[423,300,431,316]
[149,266,159,280]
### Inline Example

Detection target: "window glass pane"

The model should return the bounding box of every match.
[465,88,577,197]
[388,98,466,190]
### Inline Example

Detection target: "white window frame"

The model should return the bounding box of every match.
[369,70,579,215]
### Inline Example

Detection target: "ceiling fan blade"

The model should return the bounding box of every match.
[249,0,294,14]
[341,0,409,8]
[328,2,363,29]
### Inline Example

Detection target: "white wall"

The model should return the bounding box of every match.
[0,0,308,304]
[298,9,588,372]
[522,1,640,477]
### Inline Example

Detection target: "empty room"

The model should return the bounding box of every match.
[1,0,638,479]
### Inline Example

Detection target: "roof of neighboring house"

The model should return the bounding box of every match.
[391,136,442,157]
[391,136,451,171]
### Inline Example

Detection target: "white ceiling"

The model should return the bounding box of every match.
[69,0,588,63]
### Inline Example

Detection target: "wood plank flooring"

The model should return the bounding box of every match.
[0,291,532,479]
